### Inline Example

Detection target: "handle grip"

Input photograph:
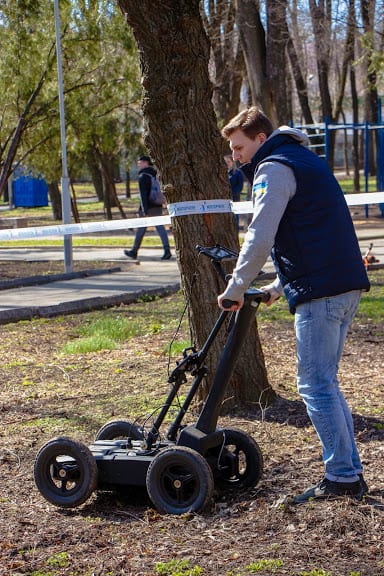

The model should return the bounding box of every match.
[222,290,271,309]
[221,299,238,310]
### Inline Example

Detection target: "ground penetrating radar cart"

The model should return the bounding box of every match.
[34,244,269,515]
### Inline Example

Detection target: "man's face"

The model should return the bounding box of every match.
[137,159,149,170]
[229,129,266,164]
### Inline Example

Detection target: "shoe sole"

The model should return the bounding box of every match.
[293,489,364,504]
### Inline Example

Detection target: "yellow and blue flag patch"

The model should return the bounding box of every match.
[252,181,267,198]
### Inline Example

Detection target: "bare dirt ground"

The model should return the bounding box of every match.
[0,274,384,576]
[0,207,384,576]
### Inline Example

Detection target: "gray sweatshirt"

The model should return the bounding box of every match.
[222,126,310,302]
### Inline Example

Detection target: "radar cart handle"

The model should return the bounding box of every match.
[222,290,271,310]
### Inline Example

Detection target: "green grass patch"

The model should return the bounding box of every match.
[155,559,202,575]
[61,301,184,355]
[337,174,377,194]
[358,269,384,321]
[165,339,192,356]
[0,236,175,248]
[62,314,145,354]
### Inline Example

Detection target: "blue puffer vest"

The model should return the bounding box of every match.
[243,134,370,313]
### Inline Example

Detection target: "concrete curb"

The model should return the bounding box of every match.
[0,283,180,325]
[0,266,122,291]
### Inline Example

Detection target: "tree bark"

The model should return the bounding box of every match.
[235,0,276,122]
[202,0,245,126]
[87,150,104,201]
[309,0,335,167]
[361,0,378,177]
[47,181,62,221]
[117,0,273,409]
[265,0,290,124]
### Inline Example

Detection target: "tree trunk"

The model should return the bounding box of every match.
[309,0,335,167]
[47,181,62,221]
[361,0,378,177]
[118,0,273,409]
[333,0,356,124]
[203,1,245,126]
[235,0,276,122]
[70,181,81,224]
[99,152,127,220]
[87,150,104,201]
[350,66,360,192]
[265,0,290,125]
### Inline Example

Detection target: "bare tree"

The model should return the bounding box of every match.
[117,0,274,409]
[265,0,291,124]
[309,0,333,123]
[236,0,276,121]
[202,0,246,125]
[360,0,379,176]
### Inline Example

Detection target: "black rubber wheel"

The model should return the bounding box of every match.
[95,420,144,441]
[214,428,263,489]
[146,446,214,515]
[34,437,98,508]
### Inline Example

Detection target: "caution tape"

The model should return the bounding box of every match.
[0,192,383,241]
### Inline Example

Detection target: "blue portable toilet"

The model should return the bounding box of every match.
[13,175,49,207]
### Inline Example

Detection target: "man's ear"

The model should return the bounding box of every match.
[258,132,268,144]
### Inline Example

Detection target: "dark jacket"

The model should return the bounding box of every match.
[138,166,158,213]
[247,133,370,312]
[228,168,244,201]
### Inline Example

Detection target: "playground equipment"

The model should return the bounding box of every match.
[295,99,384,217]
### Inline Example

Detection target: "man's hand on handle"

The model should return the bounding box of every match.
[259,284,281,307]
[218,284,280,311]
[217,294,244,311]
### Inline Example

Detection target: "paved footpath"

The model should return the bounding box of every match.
[0,248,182,323]
[0,227,383,324]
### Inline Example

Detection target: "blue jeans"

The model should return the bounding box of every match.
[132,206,170,252]
[294,290,363,482]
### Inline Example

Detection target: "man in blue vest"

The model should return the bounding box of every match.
[218,107,370,503]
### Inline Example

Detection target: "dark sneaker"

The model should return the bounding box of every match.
[124,249,138,259]
[161,249,171,260]
[359,474,369,496]
[293,477,364,504]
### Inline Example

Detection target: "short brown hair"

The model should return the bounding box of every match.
[221,106,274,140]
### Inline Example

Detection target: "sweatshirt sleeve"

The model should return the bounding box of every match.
[221,161,296,302]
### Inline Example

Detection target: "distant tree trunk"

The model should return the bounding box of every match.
[70,181,81,223]
[265,0,290,124]
[47,181,62,221]
[235,0,276,122]
[202,1,245,126]
[282,3,315,127]
[118,0,274,409]
[125,168,131,198]
[361,0,378,177]
[86,151,104,201]
[350,66,360,191]
[98,152,127,220]
[309,0,335,167]
[333,0,356,124]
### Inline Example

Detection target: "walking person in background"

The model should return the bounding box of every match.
[224,153,244,230]
[124,155,171,261]
[218,106,370,503]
